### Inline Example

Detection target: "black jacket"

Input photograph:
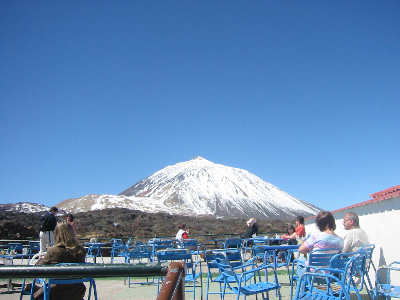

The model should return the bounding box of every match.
[242,223,259,238]
[40,212,57,232]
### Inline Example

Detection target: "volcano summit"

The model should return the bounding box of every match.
[58,157,319,219]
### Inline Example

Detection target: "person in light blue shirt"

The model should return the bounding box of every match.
[299,211,343,254]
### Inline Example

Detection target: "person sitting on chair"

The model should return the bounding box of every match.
[342,212,369,252]
[34,223,86,300]
[282,224,298,245]
[295,215,306,241]
[299,211,343,254]
[175,224,189,242]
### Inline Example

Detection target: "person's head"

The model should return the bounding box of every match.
[246,218,256,227]
[296,216,304,226]
[53,223,79,248]
[287,224,295,234]
[343,212,359,230]
[50,206,58,214]
[66,213,74,222]
[178,224,187,230]
[316,211,336,232]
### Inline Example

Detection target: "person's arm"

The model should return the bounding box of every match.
[342,232,352,252]
[298,242,310,254]
[298,233,315,254]
[37,248,55,265]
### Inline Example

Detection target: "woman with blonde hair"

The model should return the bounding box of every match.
[34,223,86,300]
[66,213,77,234]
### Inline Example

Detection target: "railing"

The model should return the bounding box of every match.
[0,263,167,279]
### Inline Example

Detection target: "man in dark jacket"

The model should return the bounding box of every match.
[241,217,258,238]
[39,206,58,254]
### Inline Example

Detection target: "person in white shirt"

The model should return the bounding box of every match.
[175,224,189,242]
[342,212,369,252]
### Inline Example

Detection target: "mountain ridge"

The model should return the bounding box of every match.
[59,157,320,219]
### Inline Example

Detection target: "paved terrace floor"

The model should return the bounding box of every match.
[1,257,370,300]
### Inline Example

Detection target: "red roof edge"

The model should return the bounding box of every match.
[305,185,400,221]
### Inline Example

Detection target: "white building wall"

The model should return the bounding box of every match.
[305,196,400,284]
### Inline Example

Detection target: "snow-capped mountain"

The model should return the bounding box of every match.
[58,156,320,219]
[0,202,50,213]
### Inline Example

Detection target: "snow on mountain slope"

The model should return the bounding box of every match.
[58,157,320,219]
[0,202,50,213]
[119,156,320,218]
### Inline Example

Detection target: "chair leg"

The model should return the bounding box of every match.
[200,273,203,300]
[92,280,98,300]
[206,277,210,300]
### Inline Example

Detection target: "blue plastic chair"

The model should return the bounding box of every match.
[374,261,400,300]
[20,263,98,300]
[223,238,242,249]
[85,243,104,264]
[328,252,369,300]
[217,258,281,300]
[179,239,203,259]
[28,241,40,259]
[7,242,24,257]
[157,250,203,300]
[125,243,154,287]
[148,239,174,259]
[359,244,376,295]
[293,271,351,300]
[225,249,243,268]
[110,239,126,263]
[290,248,341,300]
[31,277,97,300]
[297,252,367,300]
[205,251,251,300]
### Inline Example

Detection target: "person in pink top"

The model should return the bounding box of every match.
[299,211,343,254]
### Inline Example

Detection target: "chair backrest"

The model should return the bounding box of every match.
[359,244,375,272]
[329,251,357,272]
[252,245,266,259]
[204,251,226,270]
[329,252,363,288]
[308,248,342,269]
[111,239,124,246]
[8,243,23,254]
[157,249,190,260]
[149,239,174,251]
[28,241,40,256]
[157,250,194,272]
[294,271,350,300]
[178,239,199,251]
[42,263,97,300]
[386,261,400,285]
[87,244,102,256]
[225,249,242,268]
[224,238,242,249]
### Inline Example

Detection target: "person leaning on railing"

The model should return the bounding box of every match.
[39,206,58,254]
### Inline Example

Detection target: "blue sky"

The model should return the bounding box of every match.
[1,1,399,211]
